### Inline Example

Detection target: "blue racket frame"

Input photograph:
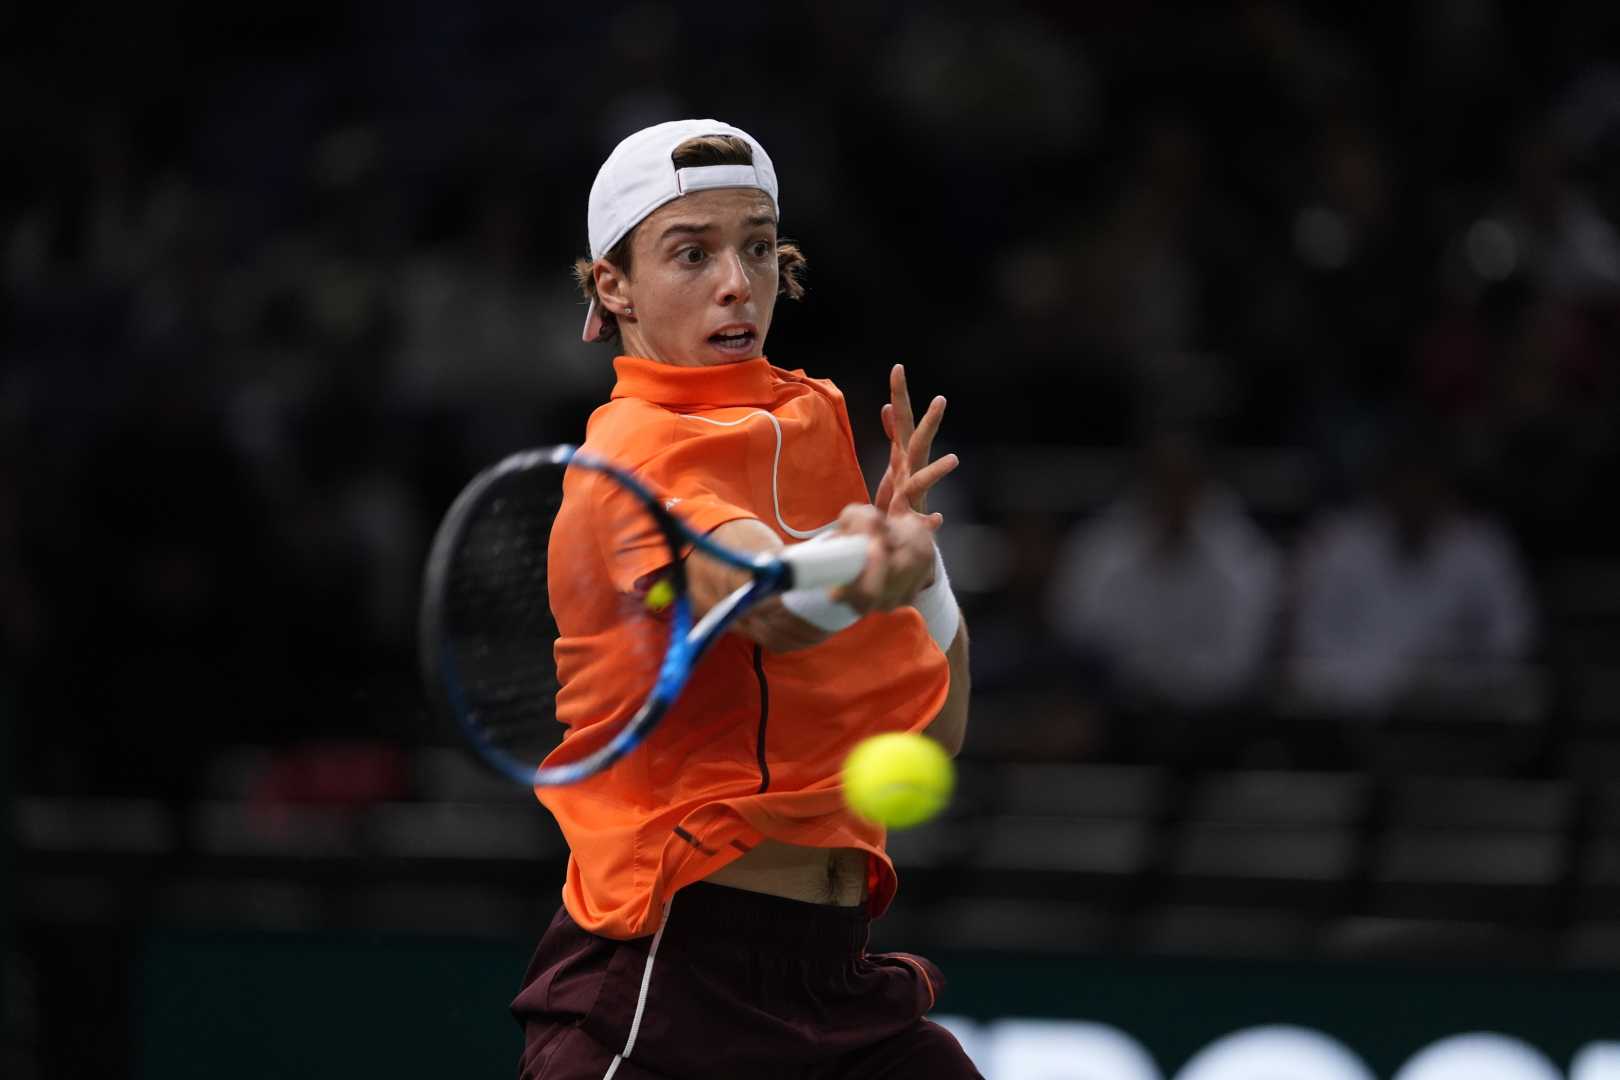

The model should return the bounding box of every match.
[421,444,791,788]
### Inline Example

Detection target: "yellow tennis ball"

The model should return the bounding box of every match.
[841,733,954,829]
[644,578,675,612]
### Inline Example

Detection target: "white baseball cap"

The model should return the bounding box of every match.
[582,118,780,342]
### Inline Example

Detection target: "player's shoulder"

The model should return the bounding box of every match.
[581,397,681,467]
[773,364,847,407]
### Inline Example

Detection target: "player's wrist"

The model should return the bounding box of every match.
[911,545,959,649]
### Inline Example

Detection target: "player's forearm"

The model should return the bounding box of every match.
[924,618,970,756]
[689,518,782,614]
[691,519,832,652]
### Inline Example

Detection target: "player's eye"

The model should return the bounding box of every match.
[748,240,773,259]
[676,246,705,265]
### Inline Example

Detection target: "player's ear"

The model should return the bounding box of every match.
[592,259,634,319]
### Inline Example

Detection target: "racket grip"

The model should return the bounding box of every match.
[779,534,870,591]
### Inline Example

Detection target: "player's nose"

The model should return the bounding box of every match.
[715,250,751,306]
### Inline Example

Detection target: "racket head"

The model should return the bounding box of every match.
[418,446,694,787]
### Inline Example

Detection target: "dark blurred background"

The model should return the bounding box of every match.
[5,1,1620,1077]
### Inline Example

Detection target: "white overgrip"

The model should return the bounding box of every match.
[778,534,870,591]
[778,534,868,633]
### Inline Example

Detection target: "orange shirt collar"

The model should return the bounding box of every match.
[611,355,778,408]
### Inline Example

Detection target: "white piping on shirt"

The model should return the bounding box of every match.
[679,411,837,539]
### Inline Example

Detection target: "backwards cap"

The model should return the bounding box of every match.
[582,118,780,342]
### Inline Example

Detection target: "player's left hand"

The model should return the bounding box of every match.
[874,364,958,528]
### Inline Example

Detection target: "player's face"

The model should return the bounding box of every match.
[616,188,780,367]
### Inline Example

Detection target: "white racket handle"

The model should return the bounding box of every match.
[777,534,870,591]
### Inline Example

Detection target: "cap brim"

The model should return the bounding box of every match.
[581,298,608,343]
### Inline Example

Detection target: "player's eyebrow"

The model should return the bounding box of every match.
[658,222,713,241]
[658,214,777,242]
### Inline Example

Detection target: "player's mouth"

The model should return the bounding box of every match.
[707,323,758,354]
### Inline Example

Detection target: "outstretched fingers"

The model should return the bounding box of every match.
[909,396,946,470]
[907,452,959,498]
[879,368,956,522]
[889,364,916,450]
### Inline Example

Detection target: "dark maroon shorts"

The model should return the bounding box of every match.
[511,882,982,1079]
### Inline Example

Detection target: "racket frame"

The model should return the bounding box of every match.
[420,444,806,788]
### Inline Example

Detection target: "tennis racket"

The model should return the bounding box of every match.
[418,444,869,787]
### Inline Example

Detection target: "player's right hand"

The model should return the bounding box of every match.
[832,503,935,614]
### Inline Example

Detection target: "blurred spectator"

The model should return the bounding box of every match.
[1047,431,1282,710]
[1415,277,1612,556]
[1072,112,1215,405]
[1290,121,1407,389]
[1290,431,1535,714]
[1491,123,1620,304]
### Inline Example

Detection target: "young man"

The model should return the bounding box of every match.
[512,119,977,1079]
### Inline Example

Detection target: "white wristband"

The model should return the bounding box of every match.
[912,546,960,649]
[781,588,860,632]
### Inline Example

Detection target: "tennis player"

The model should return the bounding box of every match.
[512,119,977,1079]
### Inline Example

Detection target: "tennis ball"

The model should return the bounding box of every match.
[644,578,675,612]
[841,733,954,829]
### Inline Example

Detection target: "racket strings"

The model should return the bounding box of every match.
[443,472,568,757]
[429,454,684,777]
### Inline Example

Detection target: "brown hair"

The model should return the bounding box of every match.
[574,134,806,341]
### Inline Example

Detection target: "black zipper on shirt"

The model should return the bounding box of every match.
[752,644,771,793]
